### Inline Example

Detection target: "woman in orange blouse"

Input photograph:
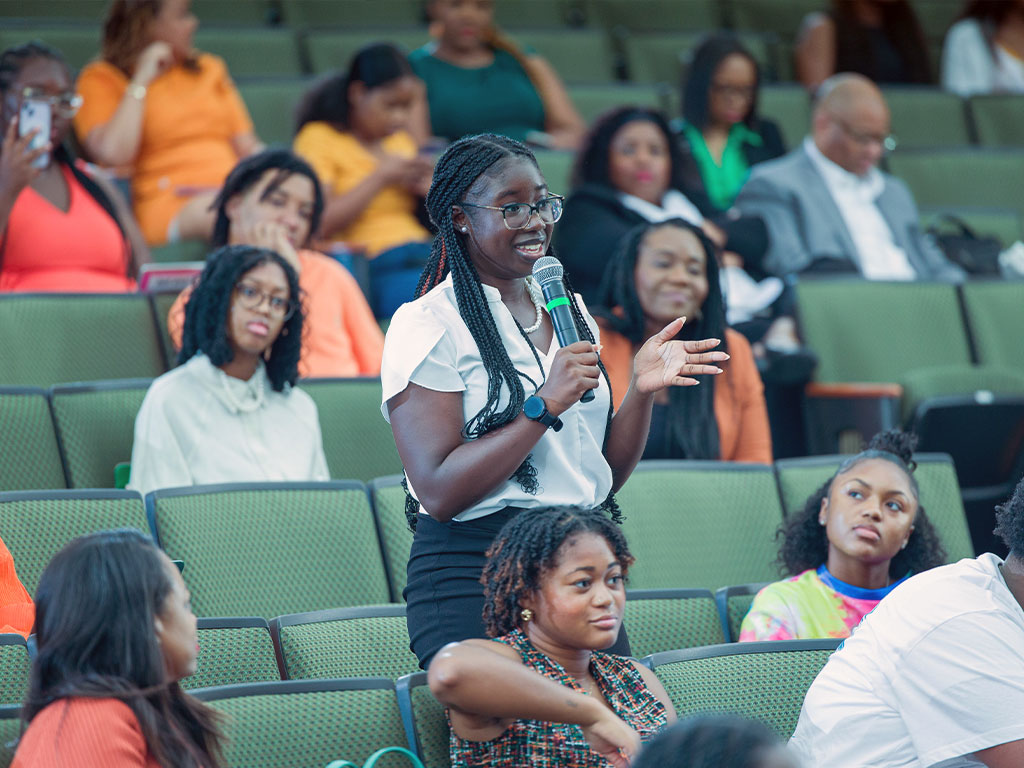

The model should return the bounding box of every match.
[594,218,772,463]
[0,534,33,639]
[74,0,262,246]
[13,529,222,768]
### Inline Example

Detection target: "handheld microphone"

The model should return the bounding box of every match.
[532,256,595,403]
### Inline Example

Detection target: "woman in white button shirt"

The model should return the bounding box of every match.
[129,244,329,496]
[382,133,727,667]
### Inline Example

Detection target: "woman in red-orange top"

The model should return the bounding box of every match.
[13,529,222,768]
[0,535,33,639]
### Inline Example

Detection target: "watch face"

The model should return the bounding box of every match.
[524,396,544,419]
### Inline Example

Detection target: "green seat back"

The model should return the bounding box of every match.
[774,453,975,562]
[0,490,149,595]
[148,291,182,370]
[962,282,1024,372]
[50,380,150,489]
[969,94,1024,147]
[625,589,725,658]
[279,0,424,27]
[149,482,390,617]
[534,150,575,197]
[237,77,312,145]
[646,640,840,738]
[0,294,165,388]
[0,706,20,768]
[148,239,209,265]
[494,0,577,28]
[0,389,66,491]
[515,29,616,83]
[192,0,275,24]
[617,461,783,589]
[369,476,414,602]
[715,583,770,643]
[729,0,821,43]
[899,366,1024,421]
[0,26,100,72]
[795,280,970,384]
[587,0,723,31]
[624,31,772,84]
[304,29,431,74]
[301,378,403,483]
[397,672,450,768]
[0,1,107,19]
[194,28,302,77]
[0,637,29,708]
[882,87,968,148]
[273,606,418,681]
[568,83,665,123]
[920,206,1024,247]
[758,85,811,149]
[182,618,282,691]
[196,680,411,768]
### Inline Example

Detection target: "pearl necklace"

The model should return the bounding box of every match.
[522,277,545,334]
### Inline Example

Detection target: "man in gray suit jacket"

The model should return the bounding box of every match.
[735,74,964,281]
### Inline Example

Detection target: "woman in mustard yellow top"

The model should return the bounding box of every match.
[294,43,433,318]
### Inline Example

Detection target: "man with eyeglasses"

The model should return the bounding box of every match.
[735,73,964,281]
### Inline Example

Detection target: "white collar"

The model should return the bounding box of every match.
[803,136,885,200]
[617,189,703,225]
[188,353,270,413]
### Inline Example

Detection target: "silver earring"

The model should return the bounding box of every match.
[819,518,826,526]
[460,227,468,233]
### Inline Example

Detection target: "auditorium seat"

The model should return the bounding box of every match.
[50,379,150,489]
[0,25,100,71]
[147,482,390,617]
[396,672,449,768]
[0,704,19,768]
[758,84,812,149]
[192,679,410,768]
[303,28,430,74]
[616,460,783,590]
[714,583,770,642]
[279,0,424,28]
[919,206,1024,248]
[237,76,314,145]
[272,605,418,681]
[192,0,275,25]
[882,86,969,148]
[587,0,724,31]
[533,150,575,196]
[148,290,182,370]
[643,639,841,738]
[513,28,619,83]
[182,617,282,691]
[961,282,1024,373]
[0,388,67,491]
[0,489,149,595]
[0,635,30,708]
[567,82,666,123]
[368,475,413,602]
[969,94,1024,147]
[624,589,726,657]
[194,27,303,77]
[622,30,774,84]
[495,0,579,28]
[0,0,107,19]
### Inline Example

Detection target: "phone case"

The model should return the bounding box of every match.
[19,98,51,169]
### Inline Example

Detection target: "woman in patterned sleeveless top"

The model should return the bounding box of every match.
[429,507,676,767]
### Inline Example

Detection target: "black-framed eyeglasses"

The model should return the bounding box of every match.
[10,87,83,118]
[458,194,564,230]
[234,282,297,320]
[833,115,898,153]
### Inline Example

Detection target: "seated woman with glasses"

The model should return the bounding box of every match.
[129,243,329,497]
[0,42,149,292]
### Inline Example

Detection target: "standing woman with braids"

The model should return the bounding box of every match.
[382,133,727,667]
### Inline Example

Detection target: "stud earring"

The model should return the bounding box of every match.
[901,539,909,550]
[520,608,533,622]
[819,518,826,526]
[460,227,468,233]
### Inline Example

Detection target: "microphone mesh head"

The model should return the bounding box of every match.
[532,256,563,286]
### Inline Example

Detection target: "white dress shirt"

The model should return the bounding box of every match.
[942,18,1024,97]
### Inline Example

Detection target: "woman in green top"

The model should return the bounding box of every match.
[409,0,584,149]
[676,34,786,214]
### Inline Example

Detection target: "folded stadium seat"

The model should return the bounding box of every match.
[303,28,431,74]
[0,388,67,492]
[368,475,413,602]
[615,460,784,590]
[919,205,1024,249]
[586,0,724,32]
[0,0,107,19]
[279,0,425,27]
[623,589,726,657]
[533,149,575,197]
[271,605,418,681]
[713,583,771,642]
[0,489,148,596]
[622,30,775,84]
[192,679,409,768]
[643,639,841,738]
[237,76,315,145]
[191,0,276,24]
[50,379,151,489]
[567,82,666,123]
[181,617,282,691]
[396,672,449,768]
[0,293,166,388]
[494,0,580,28]
[0,25,101,72]
[773,453,976,561]
[0,704,19,768]
[147,482,391,618]
[510,28,618,84]
[881,86,969,149]
[0,635,30,708]
[193,27,303,77]
[969,94,1024,148]
[757,84,812,150]
[300,378,404,483]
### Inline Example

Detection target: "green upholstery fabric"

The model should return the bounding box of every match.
[588,0,722,31]
[534,150,575,198]
[962,282,1024,372]
[617,462,783,589]
[279,0,424,27]
[369,476,413,601]
[0,638,29,708]
[200,681,411,768]
[774,453,975,562]
[969,94,1024,148]
[494,0,575,28]
[647,641,839,738]
[191,0,274,23]
[276,607,418,680]
[795,281,970,384]
[0,707,21,768]
[148,240,209,265]
[305,29,431,73]
[237,77,312,145]
[150,484,390,617]
[899,366,1024,420]
[0,491,148,595]
[0,0,107,18]
[715,584,769,643]
[147,291,181,370]
[759,85,812,149]
[728,0,822,41]
[398,673,450,768]
[623,31,771,84]
[0,26,100,72]
[920,206,1023,247]
[182,620,281,691]
[301,379,403,483]
[50,381,150,489]
[625,590,725,658]
[568,83,665,123]
[0,294,165,388]
[882,87,969,148]
[0,389,66,492]
[515,30,616,83]
[194,28,302,77]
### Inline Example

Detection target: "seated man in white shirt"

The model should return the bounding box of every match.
[735,73,964,281]
[789,475,1024,768]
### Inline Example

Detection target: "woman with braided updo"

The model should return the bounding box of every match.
[429,507,676,767]
[381,133,727,667]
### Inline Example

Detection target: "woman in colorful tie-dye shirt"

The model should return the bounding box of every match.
[740,431,948,642]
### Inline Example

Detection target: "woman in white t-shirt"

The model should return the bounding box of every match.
[941,0,1024,96]
[129,244,329,496]
[381,133,727,667]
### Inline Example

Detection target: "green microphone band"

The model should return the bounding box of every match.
[546,297,571,311]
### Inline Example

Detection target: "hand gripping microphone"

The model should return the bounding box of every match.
[532,256,596,403]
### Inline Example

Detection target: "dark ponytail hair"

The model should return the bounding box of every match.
[295,42,413,132]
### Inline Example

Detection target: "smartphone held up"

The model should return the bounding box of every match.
[19,98,51,170]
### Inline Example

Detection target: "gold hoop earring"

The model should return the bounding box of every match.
[520,608,533,622]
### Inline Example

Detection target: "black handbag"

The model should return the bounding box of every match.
[926,215,1003,275]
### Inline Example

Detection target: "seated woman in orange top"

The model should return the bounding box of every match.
[13,529,222,768]
[594,219,772,463]
[74,0,262,246]
[0,42,147,292]
[0,534,33,639]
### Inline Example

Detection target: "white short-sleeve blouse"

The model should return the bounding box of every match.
[380,275,614,522]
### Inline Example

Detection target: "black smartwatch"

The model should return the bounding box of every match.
[523,395,563,432]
